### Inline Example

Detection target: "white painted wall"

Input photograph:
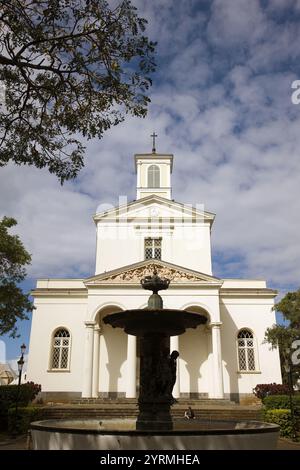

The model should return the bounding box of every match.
[95,221,212,274]
[220,296,282,395]
[27,296,87,392]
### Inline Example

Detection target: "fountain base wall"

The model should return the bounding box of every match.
[30,419,279,450]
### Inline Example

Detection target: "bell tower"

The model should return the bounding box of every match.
[135,133,173,200]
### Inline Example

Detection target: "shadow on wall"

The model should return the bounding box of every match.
[97,306,127,397]
[219,302,240,403]
[180,327,205,396]
[180,306,211,397]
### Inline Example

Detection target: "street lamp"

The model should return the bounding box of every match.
[17,343,26,383]
[13,344,26,437]
[284,348,297,440]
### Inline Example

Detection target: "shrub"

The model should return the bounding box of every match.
[7,406,42,435]
[253,383,289,400]
[0,382,41,430]
[0,382,41,406]
[263,394,300,410]
[264,409,293,438]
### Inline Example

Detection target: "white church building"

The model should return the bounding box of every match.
[27,147,282,403]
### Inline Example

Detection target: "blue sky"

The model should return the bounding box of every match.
[1,0,300,360]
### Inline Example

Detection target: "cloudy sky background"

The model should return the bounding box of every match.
[1,0,300,360]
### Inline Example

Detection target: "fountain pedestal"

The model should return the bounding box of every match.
[103,269,207,431]
[137,333,173,430]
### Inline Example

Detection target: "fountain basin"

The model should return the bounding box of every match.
[103,308,207,336]
[30,418,279,450]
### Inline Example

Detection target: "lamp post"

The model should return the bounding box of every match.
[13,343,26,437]
[285,348,297,441]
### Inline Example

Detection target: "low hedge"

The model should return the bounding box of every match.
[7,406,43,435]
[0,382,41,408]
[0,382,41,430]
[264,409,293,438]
[263,394,300,413]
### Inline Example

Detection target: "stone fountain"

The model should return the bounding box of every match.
[30,271,279,450]
[103,268,207,431]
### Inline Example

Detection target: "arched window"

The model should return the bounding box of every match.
[148,165,160,188]
[237,329,256,371]
[51,328,70,370]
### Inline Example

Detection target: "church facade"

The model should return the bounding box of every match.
[27,150,282,402]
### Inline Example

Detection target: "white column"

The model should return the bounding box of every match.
[82,321,96,398]
[170,336,180,398]
[126,335,137,398]
[211,322,224,399]
[92,326,101,398]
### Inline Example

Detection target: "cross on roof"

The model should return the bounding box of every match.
[151,132,157,153]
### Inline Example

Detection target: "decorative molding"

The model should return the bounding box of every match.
[85,261,222,286]
[108,264,201,282]
[237,371,261,374]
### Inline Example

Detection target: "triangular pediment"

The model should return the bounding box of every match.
[93,195,215,225]
[85,259,222,287]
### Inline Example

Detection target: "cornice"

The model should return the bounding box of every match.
[220,288,277,298]
[93,195,215,224]
[86,281,222,289]
[31,288,87,298]
[134,153,174,172]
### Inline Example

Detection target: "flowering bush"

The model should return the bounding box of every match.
[253,383,290,400]
[23,382,42,402]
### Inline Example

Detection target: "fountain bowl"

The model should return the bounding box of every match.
[30,418,279,450]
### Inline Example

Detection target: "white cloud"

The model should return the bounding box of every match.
[207,0,265,47]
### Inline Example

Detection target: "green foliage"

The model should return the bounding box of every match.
[274,290,300,327]
[0,382,41,430]
[264,409,293,437]
[8,406,42,435]
[0,382,41,408]
[0,0,156,182]
[253,383,289,400]
[0,217,33,337]
[265,324,299,351]
[263,394,300,415]
[264,288,300,385]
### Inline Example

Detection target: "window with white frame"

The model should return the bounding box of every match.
[51,328,70,370]
[237,329,256,371]
[144,237,162,259]
[148,165,160,188]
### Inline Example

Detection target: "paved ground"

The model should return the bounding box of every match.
[0,435,300,450]
[276,437,300,450]
[0,434,29,450]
